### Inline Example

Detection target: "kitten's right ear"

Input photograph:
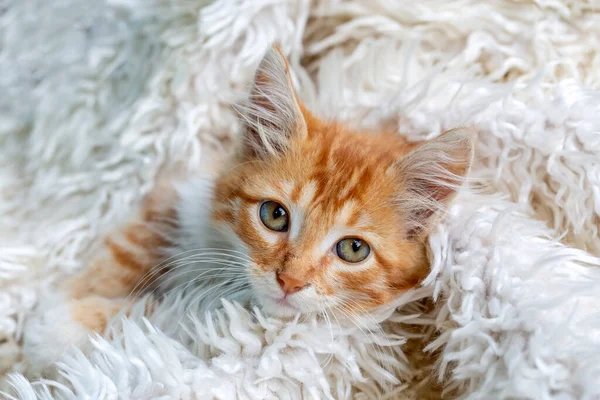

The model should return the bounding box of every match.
[238,46,307,159]
[393,128,474,239]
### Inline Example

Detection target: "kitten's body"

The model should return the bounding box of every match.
[22,47,473,376]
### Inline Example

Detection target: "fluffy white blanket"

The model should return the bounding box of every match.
[1,0,600,398]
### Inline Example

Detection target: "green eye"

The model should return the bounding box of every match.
[336,238,371,263]
[259,201,289,232]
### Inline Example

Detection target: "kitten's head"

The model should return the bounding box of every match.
[210,47,473,317]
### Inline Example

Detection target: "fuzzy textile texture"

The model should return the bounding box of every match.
[1,0,600,399]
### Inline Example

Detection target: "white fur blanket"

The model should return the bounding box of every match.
[1,0,600,398]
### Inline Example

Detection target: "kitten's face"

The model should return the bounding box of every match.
[212,128,429,317]
[209,47,472,317]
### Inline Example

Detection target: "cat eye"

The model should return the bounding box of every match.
[259,201,289,232]
[336,238,371,263]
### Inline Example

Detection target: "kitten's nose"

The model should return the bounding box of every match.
[276,272,307,295]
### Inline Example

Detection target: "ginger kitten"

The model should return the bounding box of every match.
[22,47,473,375]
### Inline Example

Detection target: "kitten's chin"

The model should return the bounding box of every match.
[257,296,305,318]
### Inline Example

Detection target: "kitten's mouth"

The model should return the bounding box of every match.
[270,295,294,307]
[261,294,301,317]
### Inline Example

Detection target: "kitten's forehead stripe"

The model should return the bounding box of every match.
[337,201,357,226]
[290,181,303,203]
[297,181,317,208]
[306,133,384,213]
[347,209,362,227]
[280,180,294,198]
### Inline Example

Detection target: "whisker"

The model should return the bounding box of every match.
[125,249,219,300]
[180,279,244,320]
[144,266,247,311]
[121,255,248,314]
[139,255,248,299]
[114,267,246,324]
[166,256,248,269]
[125,249,250,302]
[172,247,254,261]
[202,281,252,312]
[320,306,335,370]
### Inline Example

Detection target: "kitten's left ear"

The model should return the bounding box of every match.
[394,128,475,238]
[239,46,307,159]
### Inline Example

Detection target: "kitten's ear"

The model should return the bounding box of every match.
[394,128,474,238]
[239,46,307,159]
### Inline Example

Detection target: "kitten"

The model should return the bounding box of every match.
[22,47,473,375]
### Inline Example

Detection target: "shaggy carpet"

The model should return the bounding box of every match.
[1,0,600,398]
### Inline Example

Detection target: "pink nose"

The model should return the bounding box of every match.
[276,272,307,295]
